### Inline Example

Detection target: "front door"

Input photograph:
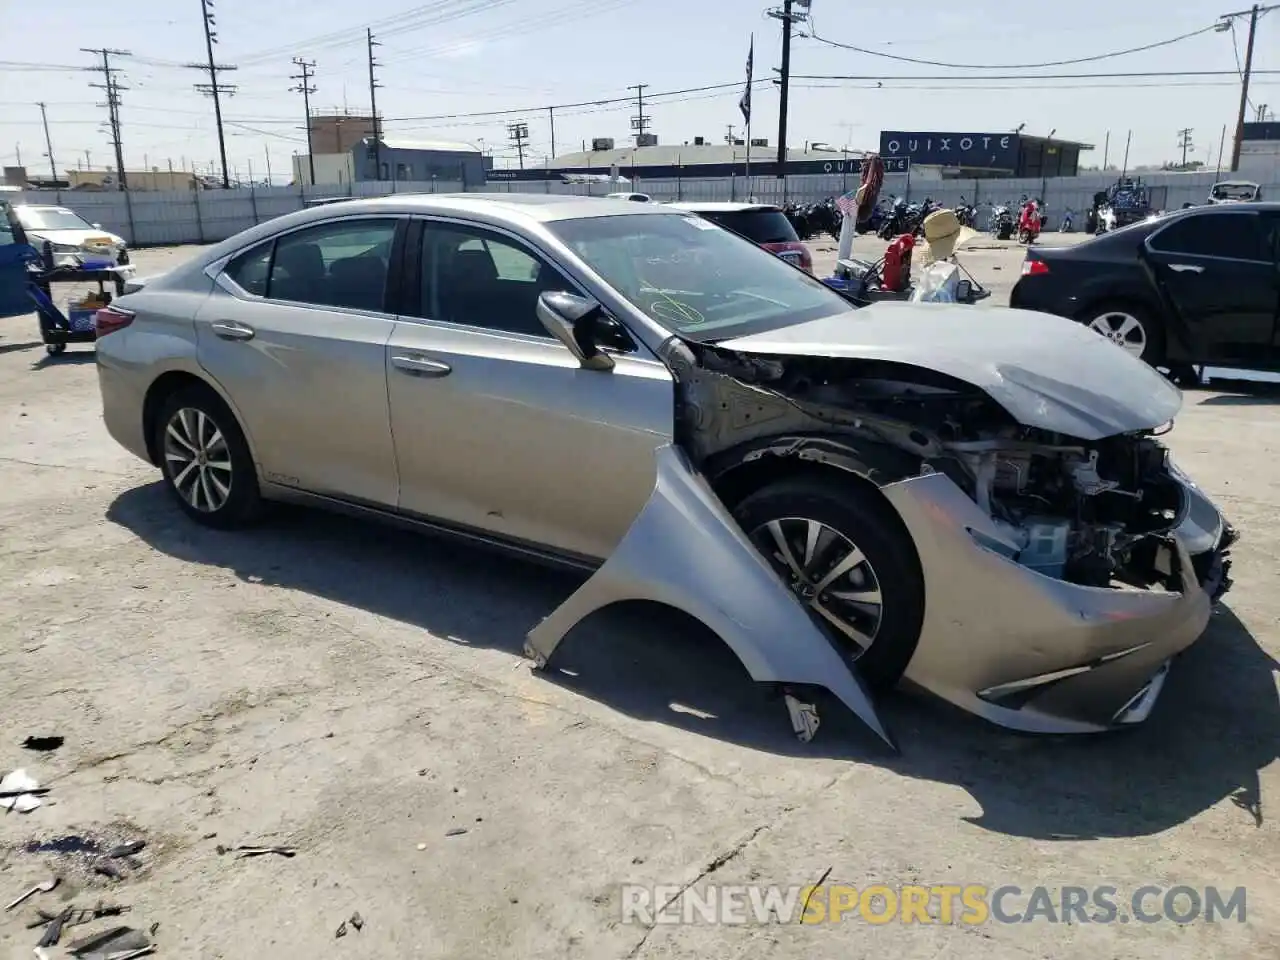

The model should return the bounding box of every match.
[1144,209,1277,368]
[386,218,674,563]
[195,216,403,506]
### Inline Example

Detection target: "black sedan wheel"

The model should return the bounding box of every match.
[1082,303,1165,367]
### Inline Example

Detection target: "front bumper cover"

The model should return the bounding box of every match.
[882,472,1213,734]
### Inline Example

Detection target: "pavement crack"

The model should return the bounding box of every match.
[625,819,783,959]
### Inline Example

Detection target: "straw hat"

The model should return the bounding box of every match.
[919,208,979,265]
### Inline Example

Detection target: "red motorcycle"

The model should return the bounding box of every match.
[1017,200,1042,244]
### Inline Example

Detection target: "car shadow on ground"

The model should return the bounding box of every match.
[31,351,97,369]
[107,483,1278,841]
[0,339,41,356]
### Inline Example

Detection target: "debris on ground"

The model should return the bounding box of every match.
[36,906,74,947]
[335,920,347,938]
[349,911,364,931]
[25,836,99,855]
[22,736,65,752]
[0,768,47,812]
[94,860,123,881]
[233,845,297,859]
[106,840,147,859]
[444,828,468,837]
[64,923,150,955]
[5,876,58,911]
[27,901,131,930]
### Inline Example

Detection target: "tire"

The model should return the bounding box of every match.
[1079,301,1165,367]
[45,343,66,356]
[154,383,263,529]
[732,477,925,691]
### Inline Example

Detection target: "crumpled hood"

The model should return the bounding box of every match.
[717,302,1182,440]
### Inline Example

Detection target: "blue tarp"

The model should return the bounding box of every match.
[0,243,38,319]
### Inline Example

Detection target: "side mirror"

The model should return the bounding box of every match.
[956,279,974,303]
[536,291,631,371]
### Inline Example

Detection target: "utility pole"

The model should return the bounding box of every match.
[82,48,131,190]
[36,102,57,183]
[264,145,273,185]
[507,121,529,169]
[290,57,317,186]
[628,83,649,146]
[1220,4,1278,172]
[769,0,808,185]
[187,0,236,188]
[548,106,556,158]
[367,29,382,180]
[725,124,736,144]
[1177,127,1195,166]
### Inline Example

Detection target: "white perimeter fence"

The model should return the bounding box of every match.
[12,168,1280,247]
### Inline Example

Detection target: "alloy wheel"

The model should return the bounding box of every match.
[748,516,884,657]
[163,407,233,513]
[1088,311,1146,359]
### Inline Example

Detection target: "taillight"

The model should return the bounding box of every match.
[94,305,135,336]
[1021,258,1050,277]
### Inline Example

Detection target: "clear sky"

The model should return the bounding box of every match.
[0,0,1274,183]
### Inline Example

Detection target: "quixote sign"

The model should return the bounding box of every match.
[878,131,1020,170]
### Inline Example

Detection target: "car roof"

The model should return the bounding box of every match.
[666,202,781,213]
[15,204,73,212]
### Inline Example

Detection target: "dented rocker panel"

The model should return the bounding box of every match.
[524,443,895,749]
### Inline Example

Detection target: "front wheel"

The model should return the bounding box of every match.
[1080,302,1165,367]
[733,477,925,691]
[155,384,263,529]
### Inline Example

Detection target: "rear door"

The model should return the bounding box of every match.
[1143,209,1277,367]
[0,199,34,319]
[196,215,403,506]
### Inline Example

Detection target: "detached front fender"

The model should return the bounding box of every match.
[523,443,893,748]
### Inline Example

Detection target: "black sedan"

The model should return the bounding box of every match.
[1010,202,1280,372]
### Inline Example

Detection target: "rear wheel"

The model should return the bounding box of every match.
[732,477,925,691]
[1081,302,1165,366]
[155,384,263,529]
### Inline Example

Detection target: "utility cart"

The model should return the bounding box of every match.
[27,259,129,357]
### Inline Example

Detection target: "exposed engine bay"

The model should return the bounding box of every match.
[665,340,1217,594]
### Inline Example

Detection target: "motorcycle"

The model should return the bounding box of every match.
[989,203,1015,240]
[877,197,911,239]
[954,197,977,228]
[1017,200,1042,244]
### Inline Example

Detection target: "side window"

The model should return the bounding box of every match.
[1149,213,1264,262]
[225,242,272,296]
[267,218,398,311]
[417,223,571,338]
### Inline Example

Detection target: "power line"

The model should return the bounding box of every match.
[36,103,58,183]
[802,21,1221,69]
[290,58,318,185]
[628,83,649,145]
[506,120,529,169]
[188,0,237,188]
[1222,4,1279,170]
[81,47,130,190]
[368,29,383,180]
[793,69,1280,81]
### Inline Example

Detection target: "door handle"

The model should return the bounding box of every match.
[392,354,452,377]
[1168,263,1204,274]
[210,320,256,340]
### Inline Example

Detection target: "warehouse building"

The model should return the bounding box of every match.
[292,137,492,187]
[877,130,1093,178]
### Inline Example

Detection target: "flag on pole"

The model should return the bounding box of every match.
[835,190,858,216]
[739,36,754,124]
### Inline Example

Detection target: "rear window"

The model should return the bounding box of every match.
[699,209,798,244]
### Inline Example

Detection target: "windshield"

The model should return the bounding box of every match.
[550,213,853,341]
[1211,183,1258,200]
[16,207,94,231]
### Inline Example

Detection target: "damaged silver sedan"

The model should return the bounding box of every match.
[94,194,1236,748]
